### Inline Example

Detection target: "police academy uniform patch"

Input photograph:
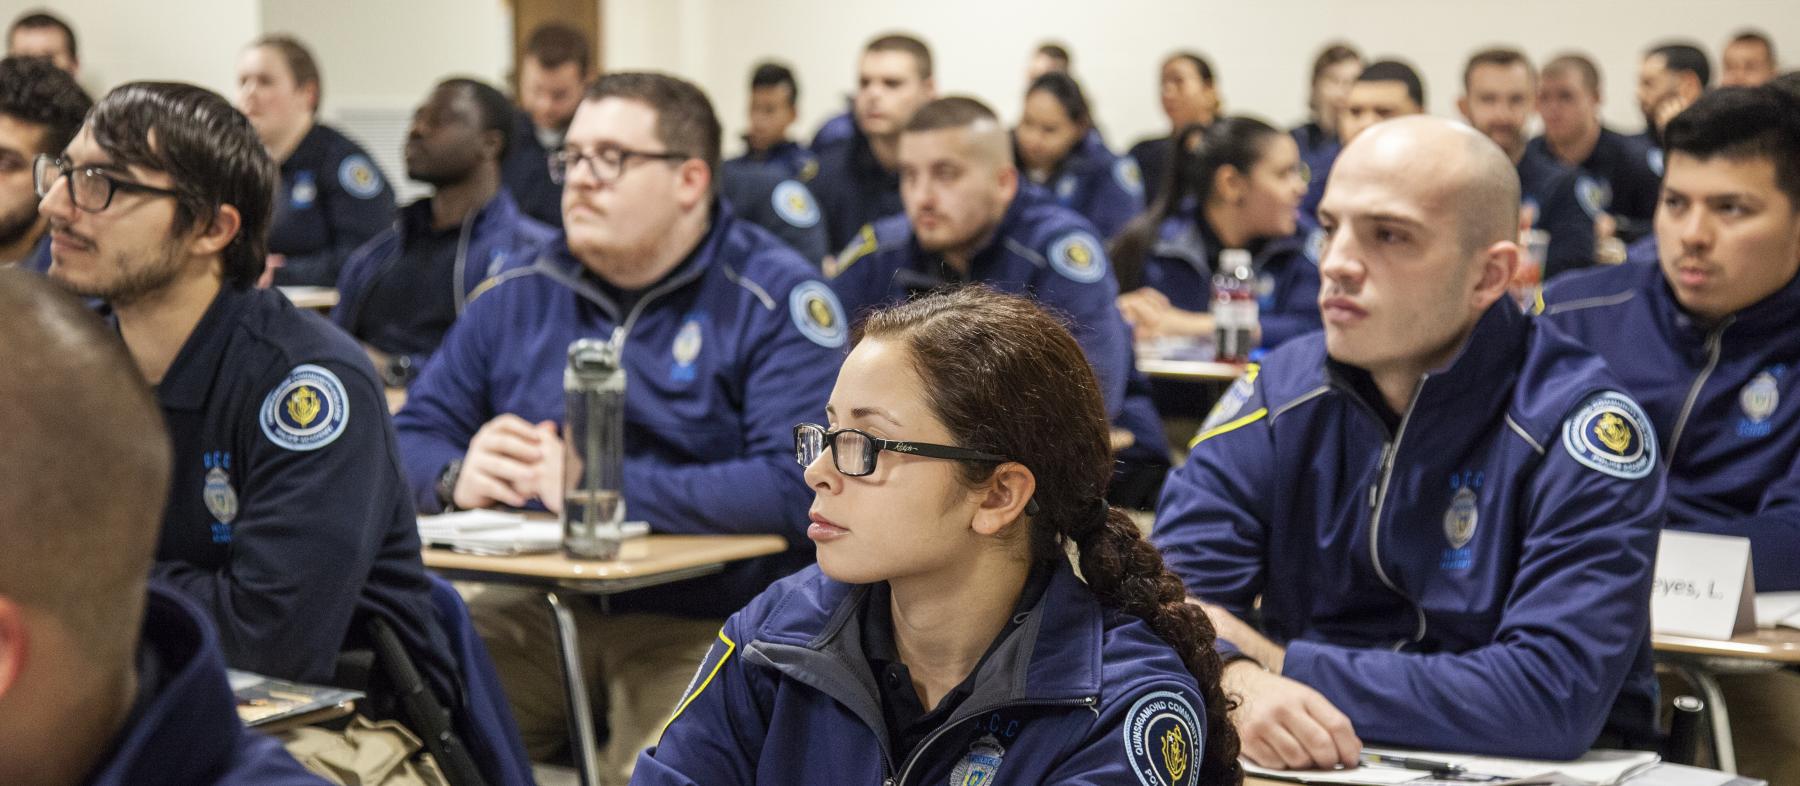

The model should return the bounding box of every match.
[1575,175,1611,220]
[202,451,237,544]
[1114,157,1145,198]
[950,734,1006,785]
[670,317,704,383]
[1738,368,1781,438]
[1444,486,1478,549]
[1124,690,1201,786]
[1561,391,1656,479]
[789,280,848,348]
[338,155,384,200]
[771,180,821,229]
[290,171,318,209]
[259,364,351,451]
[1055,174,1079,200]
[1049,232,1107,284]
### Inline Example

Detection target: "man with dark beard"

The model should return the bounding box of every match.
[0,56,87,271]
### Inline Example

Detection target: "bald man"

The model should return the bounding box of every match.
[0,269,327,786]
[1152,116,1663,767]
[826,96,1171,506]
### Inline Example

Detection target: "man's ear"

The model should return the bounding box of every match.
[1471,239,1520,309]
[188,204,243,258]
[676,159,712,210]
[970,461,1036,538]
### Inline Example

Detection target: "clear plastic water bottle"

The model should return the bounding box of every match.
[562,338,626,560]
[1212,249,1259,363]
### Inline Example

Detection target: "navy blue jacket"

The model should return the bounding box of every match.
[1291,122,1339,234]
[1127,135,1177,210]
[1526,128,1661,243]
[269,123,397,287]
[719,164,830,265]
[149,285,455,699]
[1153,300,1663,758]
[333,189,555,366]
[500,109,565,229]
[87,585,329,786]
[394,202,844,617]
[636,562,1213,786]
[726,138,818,182]
[811,126,903,251]
[1140,213,1323,350]
[1518,145,1601,281]
[808,109,856,152]
[1543,263,1800,590]
[1024,131,1145,240]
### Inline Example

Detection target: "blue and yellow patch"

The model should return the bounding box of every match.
[660,628,735,737]
[1123,691,1202,786]
[669,315,705,383]
[338,155,384,200]
[771,180,821,229]
[950,734,1007,785]
[789,280,847,348]
[259,364,350,451]
[1738,367,1782,438]
[1115,158,1145,199]
[1561,391,1656,479]
[1048,231,1107,284]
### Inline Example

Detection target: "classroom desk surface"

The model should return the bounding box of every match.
[1654,627,1800,663]
[277,285,339,311]
[1137,355,1245,383]
[422,534,788,593]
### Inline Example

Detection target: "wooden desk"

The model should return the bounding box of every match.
[1137,355,1245,384]
[426,533,787,786]
[1653,626,1800,773]
[277,285,340,311]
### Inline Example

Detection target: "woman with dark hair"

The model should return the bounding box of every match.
[1015,72,1144,239]
[235,34,394,287]
[1293,43,1364,232]
[635,287,1241,786]
[1113,116,1320,356]
[1130,52,1221,207]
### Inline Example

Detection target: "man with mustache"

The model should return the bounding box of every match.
[0,56,87,272]
[1153,116,1663,769]
[1459,48,1600,281]
[1540,85,1800,786]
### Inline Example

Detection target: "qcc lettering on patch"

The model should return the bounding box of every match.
[1049,232,1107,284]
[1123,690,1201,786]
[1561,390,1656,479]
[1114,157,1145,198]
[1575,176,1612,220]
[788,280,847,348]
[259,364,351,451]
[949,734,1006,785]
[771,180,821,229]
[338,155,384,199]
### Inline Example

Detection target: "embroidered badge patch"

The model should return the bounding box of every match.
[1561,391,1656,479]
[1124,691,1202,786]
[1049,232,1107,284]
[290,171,317,209]
[259,364,351,451]
[949,734,1006,785]
[670,316,704,383]
[788,280,847,348]
[1443,486,1479,549]
[338,155,384,199]
[1575,176,1612,219]
[1739,368,1781,438]
[1115,157,1145,198]
[771,180,821,228]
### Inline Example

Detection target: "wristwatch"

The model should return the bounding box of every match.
[436,458,464,512]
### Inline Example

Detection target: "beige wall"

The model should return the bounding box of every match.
[0,0,259,99]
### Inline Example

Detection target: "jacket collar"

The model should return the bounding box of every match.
[154,285,257,413]
[1647,260,1800,344]
[532,198,737,320]
[400,188,527,247]
[1327,297,1530,427]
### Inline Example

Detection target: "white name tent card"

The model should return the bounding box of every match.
[1652,531,1755,640]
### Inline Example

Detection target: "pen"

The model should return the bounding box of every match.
[1359,752,1467,775]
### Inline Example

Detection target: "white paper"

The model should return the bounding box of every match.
[418,512,649,555]
[1753,592,1800,629]
[1651,531,1755,639]
[1243,748,1660,786]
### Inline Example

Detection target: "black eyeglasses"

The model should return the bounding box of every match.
[549,146,690,185]
[35,155,182,213]
[794,423,1014,477]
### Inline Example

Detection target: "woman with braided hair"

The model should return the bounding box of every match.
[634,285,1240,786]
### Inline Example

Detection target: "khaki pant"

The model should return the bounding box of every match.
[463,585,721,786]
[281,716,446,786]
[1661,667,1800,786]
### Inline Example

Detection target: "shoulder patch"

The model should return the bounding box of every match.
[259,364,351,451]
[1123,690,1202,786]
[798,157,820,182]
[338,154,385,199]
[290,171,318,209]
[1575,175,1611,220]
[788,280,847,348]
[660,628,736,738]
[1200,364,1258,433]
[1304,227,1327,264]
[1048,231,1108,284]
[771,180,821,229]
[1114,157,1145,199]
[828,224,878,279]
[1561,390,1657,479]
[1647,148,1664,178]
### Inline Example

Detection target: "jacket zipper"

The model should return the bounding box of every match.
[888,695,1098,785]
[1666,319,1732,464]
[1363,377,1430,649]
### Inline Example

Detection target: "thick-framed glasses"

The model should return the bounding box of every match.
[548,146,690,185]
[794,422,1013,477]
[34,155,182,213]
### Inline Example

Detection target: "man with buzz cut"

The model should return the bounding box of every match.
[1529,53,1663,245]
[1153,115,1662,769]
[37,80,456,708]
[1540,85,1800,786]
[811,32,937,251]
[826,96,1170,508]
[394,71,844,784]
